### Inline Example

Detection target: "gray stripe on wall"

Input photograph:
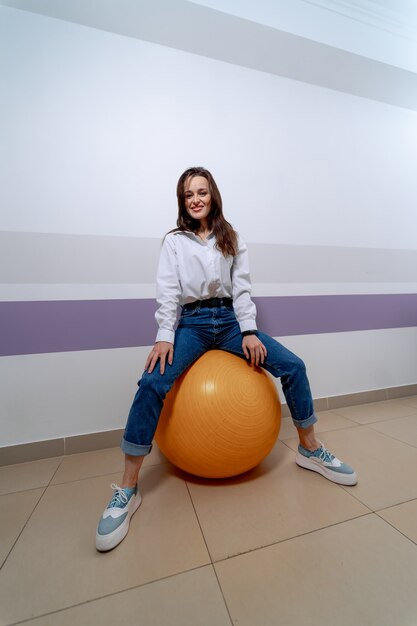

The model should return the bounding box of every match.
[0,232,162,284]
[2,231,417,284]
[1,294,417,357]
[248,243,417,284]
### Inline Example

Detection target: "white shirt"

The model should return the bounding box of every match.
[155,230,257,343]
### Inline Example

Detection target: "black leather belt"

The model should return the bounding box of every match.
[182,297,233,311]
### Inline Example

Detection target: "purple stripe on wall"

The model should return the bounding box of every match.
[1,294,417,357]
[0,299,158,357]
[255,294,417,336]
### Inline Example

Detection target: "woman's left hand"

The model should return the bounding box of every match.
[242,335,267,366]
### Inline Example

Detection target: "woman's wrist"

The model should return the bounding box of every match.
[242,330,258,337]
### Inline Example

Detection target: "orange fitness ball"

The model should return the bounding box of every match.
[155,350,281,478]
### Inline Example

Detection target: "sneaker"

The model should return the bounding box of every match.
[296,443,358,486]
[96,483,142,552]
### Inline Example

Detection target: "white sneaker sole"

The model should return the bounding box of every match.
[96,492,142,552]
[296,452,358,486]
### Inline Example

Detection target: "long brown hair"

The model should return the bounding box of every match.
[174,167,238,257]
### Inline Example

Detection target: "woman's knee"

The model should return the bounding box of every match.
[137,369,173,397]
[259,337,306,378]
[291,355,306,375]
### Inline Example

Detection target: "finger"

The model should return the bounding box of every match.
[159,353,167,375]
[148,350,161,373]
[147,354,158,374]
[242,343,250,359]
[144,350,154,371]
[168,346,174,365]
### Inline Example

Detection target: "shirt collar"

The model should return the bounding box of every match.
[175,230,214,242]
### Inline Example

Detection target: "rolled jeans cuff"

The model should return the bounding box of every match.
[292,412,318,430]
[120,437,153,456]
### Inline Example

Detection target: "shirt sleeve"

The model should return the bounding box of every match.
[231,235,258,333]
[154,235,181,344]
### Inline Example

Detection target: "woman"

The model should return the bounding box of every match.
[96,167,357,552]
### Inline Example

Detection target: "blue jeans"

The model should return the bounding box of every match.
[121,305,317,456]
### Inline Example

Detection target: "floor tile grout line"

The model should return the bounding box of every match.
[51,467,147,487]
[350,411,417,426]
[3,401,417,621]
[0,486,48,573]
[209,512,376,566]
[0,456,67,571]
[47,455,65,486]
[0,485,52,498]
[0,467,167,498]
[283,411,360,425]
[375,496,417,512]
[373,511,417,548]
[335,483,375,513]
[0,460,152,574]
[395,398,417,409]
[2,510,411,625]
[360,424,417,452]
[337,483,417,516]
[329,407,417,425]
[45,460,169,488]
[338,484,374,509]
[278,437,378,513]
[183,444,373,563]
[184,477,214,563]
[316,413,361,428]
[3,563,214,626]
[283,419,417,459]
[363,425,417,450]
[210,563,235,626]
[183,477,235,624]
[279,422,363,442]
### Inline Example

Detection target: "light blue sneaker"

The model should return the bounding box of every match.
[296,443,358,486]
[96,483,142,552]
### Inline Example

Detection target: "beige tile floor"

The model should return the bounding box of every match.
[1,397,417,625]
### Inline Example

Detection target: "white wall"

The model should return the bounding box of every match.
[1,6,417,248]
[2,327,417,445]
[1,6,416,447]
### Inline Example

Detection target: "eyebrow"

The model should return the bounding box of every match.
[185,187,209,193]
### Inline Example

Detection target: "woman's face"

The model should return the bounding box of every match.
[184,176,212,224]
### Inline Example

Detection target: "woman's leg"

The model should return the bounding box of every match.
[120,455,145,489]
[121,322,210,472]
[217,311,317,430]
[217,310,357,485]
[96,315,211,551]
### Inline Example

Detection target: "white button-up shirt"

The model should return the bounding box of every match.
[155,230,257,343]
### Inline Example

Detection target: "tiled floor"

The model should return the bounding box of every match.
[1,397,417,625]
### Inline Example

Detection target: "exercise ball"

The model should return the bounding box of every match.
[155,350,281,478]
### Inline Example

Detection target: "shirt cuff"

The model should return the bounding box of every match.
[238,319,258,333]
[155,329,175,344]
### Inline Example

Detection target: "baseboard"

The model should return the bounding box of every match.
[2,384,417,466]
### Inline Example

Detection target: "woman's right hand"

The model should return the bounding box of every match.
[145,341,174,375]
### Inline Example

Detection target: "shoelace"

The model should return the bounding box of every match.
[318,446,335,463]
[108,483,129,508]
